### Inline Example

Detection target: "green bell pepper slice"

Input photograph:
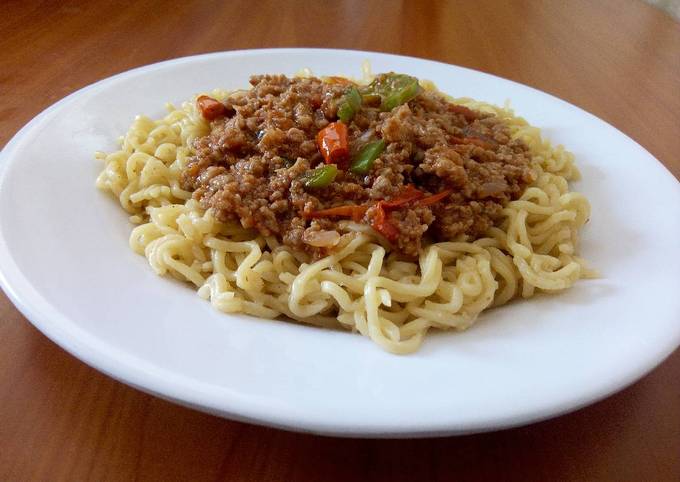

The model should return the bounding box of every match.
[303,164,338,188]
[350,140,385,175]
[337,87,362,123]
[361,73,421,112]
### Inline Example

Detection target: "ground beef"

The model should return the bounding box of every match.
[181,74,535,257]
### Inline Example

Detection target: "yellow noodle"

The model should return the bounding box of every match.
[96,85,593,354]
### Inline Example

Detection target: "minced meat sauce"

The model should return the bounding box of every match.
[180,73,535,257]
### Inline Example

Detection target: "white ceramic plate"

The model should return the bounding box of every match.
[1,49,679,437]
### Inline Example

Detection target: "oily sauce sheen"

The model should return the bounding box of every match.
[180,74,535,257]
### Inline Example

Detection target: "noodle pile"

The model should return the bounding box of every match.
[96,82,593,354]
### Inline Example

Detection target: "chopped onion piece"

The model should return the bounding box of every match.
[303,229,341,247]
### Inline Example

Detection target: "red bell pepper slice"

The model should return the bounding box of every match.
[381,185,424,209]
[196,95,227,121]
[305,205,368,222]
[370,202,400,241]
[316,122,349,167]
[417,189,452,206]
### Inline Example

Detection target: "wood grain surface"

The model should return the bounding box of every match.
[1,1,679,480]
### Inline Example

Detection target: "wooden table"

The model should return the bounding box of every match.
[2,1,679,480]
